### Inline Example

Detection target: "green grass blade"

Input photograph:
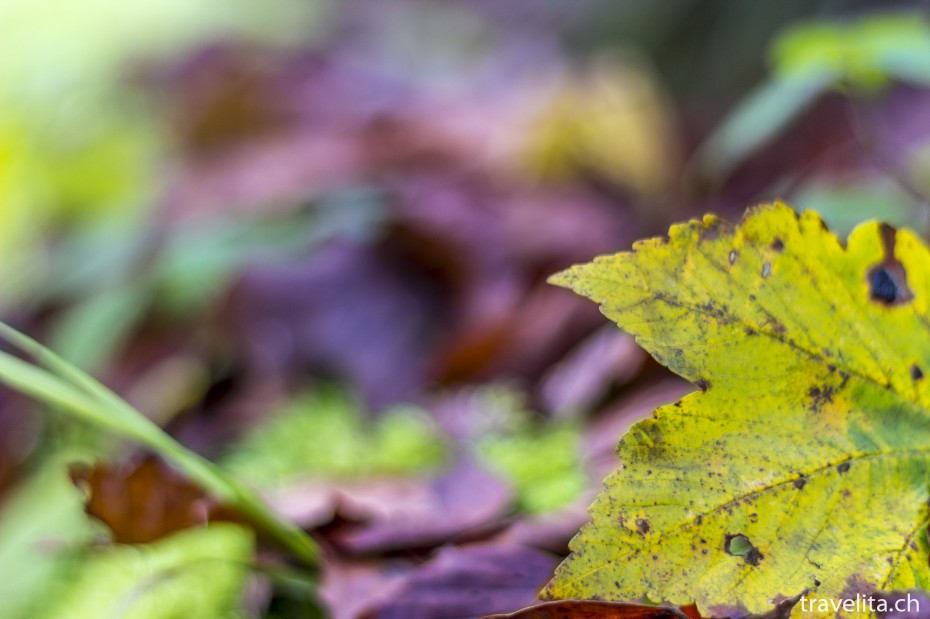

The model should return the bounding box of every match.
[0,322,320,565]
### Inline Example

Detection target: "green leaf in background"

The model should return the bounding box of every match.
[772,14,930,90]
[0,456,98,619]
[696,13,930,178]
[444,385,590,514]
[223,389,448,486]
[30,524,253,619]
[479,422,588,514]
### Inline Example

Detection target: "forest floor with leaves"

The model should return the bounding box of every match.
[5,2,930,618]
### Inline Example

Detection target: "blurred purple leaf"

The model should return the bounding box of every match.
[232,240,441,410]
[328,457,510,554]
[540,327,645,417]
[357,543,558,619]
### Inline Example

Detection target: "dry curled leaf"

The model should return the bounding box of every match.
[70,454,239,544]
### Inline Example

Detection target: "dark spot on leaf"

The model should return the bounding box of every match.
[695,378,710,392]
[766,318,786,334]
[837,462,850,474]
[814,578,821,587]
[807,385,834,409]
[725,533,763,566]
[771,238,784,252]
[793,477,807,490]
[700,218,733,242]
[636,518,650,535]
[912,364,924,381]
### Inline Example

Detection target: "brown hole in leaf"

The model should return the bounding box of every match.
[867,224,913,306]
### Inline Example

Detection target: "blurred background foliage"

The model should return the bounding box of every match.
[3,1,930,618]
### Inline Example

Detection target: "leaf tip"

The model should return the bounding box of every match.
[547,263,592,292]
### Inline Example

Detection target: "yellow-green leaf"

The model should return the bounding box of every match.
[30,524,253,619]
[545,203,930,617]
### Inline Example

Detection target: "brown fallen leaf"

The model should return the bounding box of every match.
[69,454,240,544]
[483,600,692,619]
